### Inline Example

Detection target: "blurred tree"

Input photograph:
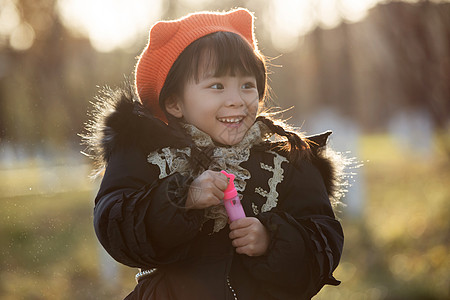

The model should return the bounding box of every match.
[378,2,450,129]
[0,0,136,157]
[270,1,449,135]
[0,0,449,157]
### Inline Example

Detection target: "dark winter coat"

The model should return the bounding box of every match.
[85,86,344,300]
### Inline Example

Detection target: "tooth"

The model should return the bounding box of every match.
[218,117,243,123]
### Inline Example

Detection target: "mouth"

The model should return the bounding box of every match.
[217,116,245,124]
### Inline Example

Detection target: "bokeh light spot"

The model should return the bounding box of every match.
[10,22,35,51]
[0,0,20,36]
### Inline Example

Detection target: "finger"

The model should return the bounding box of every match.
[229,227,247,240]
[197,180,223,203]
[229,217,254,230]
[203,191,221,205]
[213,172,229,191]
[231,236,248,248]
[235,244,257,256]
[211,187,225,201]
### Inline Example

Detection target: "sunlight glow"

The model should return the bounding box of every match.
[270,0,316,52]
[270,0,383,52]
[54,0,450,53]
[57,0,162,52]
[0,0,35,50]
[317,0,341,29]
[179,0,212,7]
[10,22,35,51]
[0,0,20,36]
[340,0,380,23]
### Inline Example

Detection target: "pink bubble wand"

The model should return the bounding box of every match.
[221,170,246,222]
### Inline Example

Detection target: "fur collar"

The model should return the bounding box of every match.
[81,84,192,173]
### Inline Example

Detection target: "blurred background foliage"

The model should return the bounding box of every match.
[0,0,449,299]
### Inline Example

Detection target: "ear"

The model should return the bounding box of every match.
[164,97,184,118]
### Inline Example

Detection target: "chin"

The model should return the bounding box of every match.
[219,136,244,146]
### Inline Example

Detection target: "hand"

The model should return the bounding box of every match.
[229,217,270,256]
[185,170,228,210]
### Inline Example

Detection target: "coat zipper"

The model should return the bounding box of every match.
[226,241,238,300]
[227,276,238,300]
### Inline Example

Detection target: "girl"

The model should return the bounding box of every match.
[84,8,344,300]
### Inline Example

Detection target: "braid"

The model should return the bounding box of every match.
[256,116,311,162]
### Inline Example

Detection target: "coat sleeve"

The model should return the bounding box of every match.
[93,144,204,269]
[240,158,344,298]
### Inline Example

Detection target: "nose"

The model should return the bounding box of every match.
[224,87,245,107]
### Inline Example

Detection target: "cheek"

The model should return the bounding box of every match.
[245,90,259,109]
[184,101,216,123]
[247,98,260,116]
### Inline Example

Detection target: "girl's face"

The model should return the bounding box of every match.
[166,70,260,146]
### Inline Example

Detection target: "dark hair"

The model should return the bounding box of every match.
[159,31,267,112]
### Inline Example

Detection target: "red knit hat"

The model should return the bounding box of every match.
[135,8,256,121]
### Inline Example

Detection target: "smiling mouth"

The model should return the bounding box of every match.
[217,116,245,124]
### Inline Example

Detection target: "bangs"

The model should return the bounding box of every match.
[186,32,265,82]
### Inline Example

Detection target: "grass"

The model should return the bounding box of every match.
[316,133,450,300]
[0,191,135,299]
[0,134,449,299]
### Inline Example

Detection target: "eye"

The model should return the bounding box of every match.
[210,83,224,89]
[241,82,256,89]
